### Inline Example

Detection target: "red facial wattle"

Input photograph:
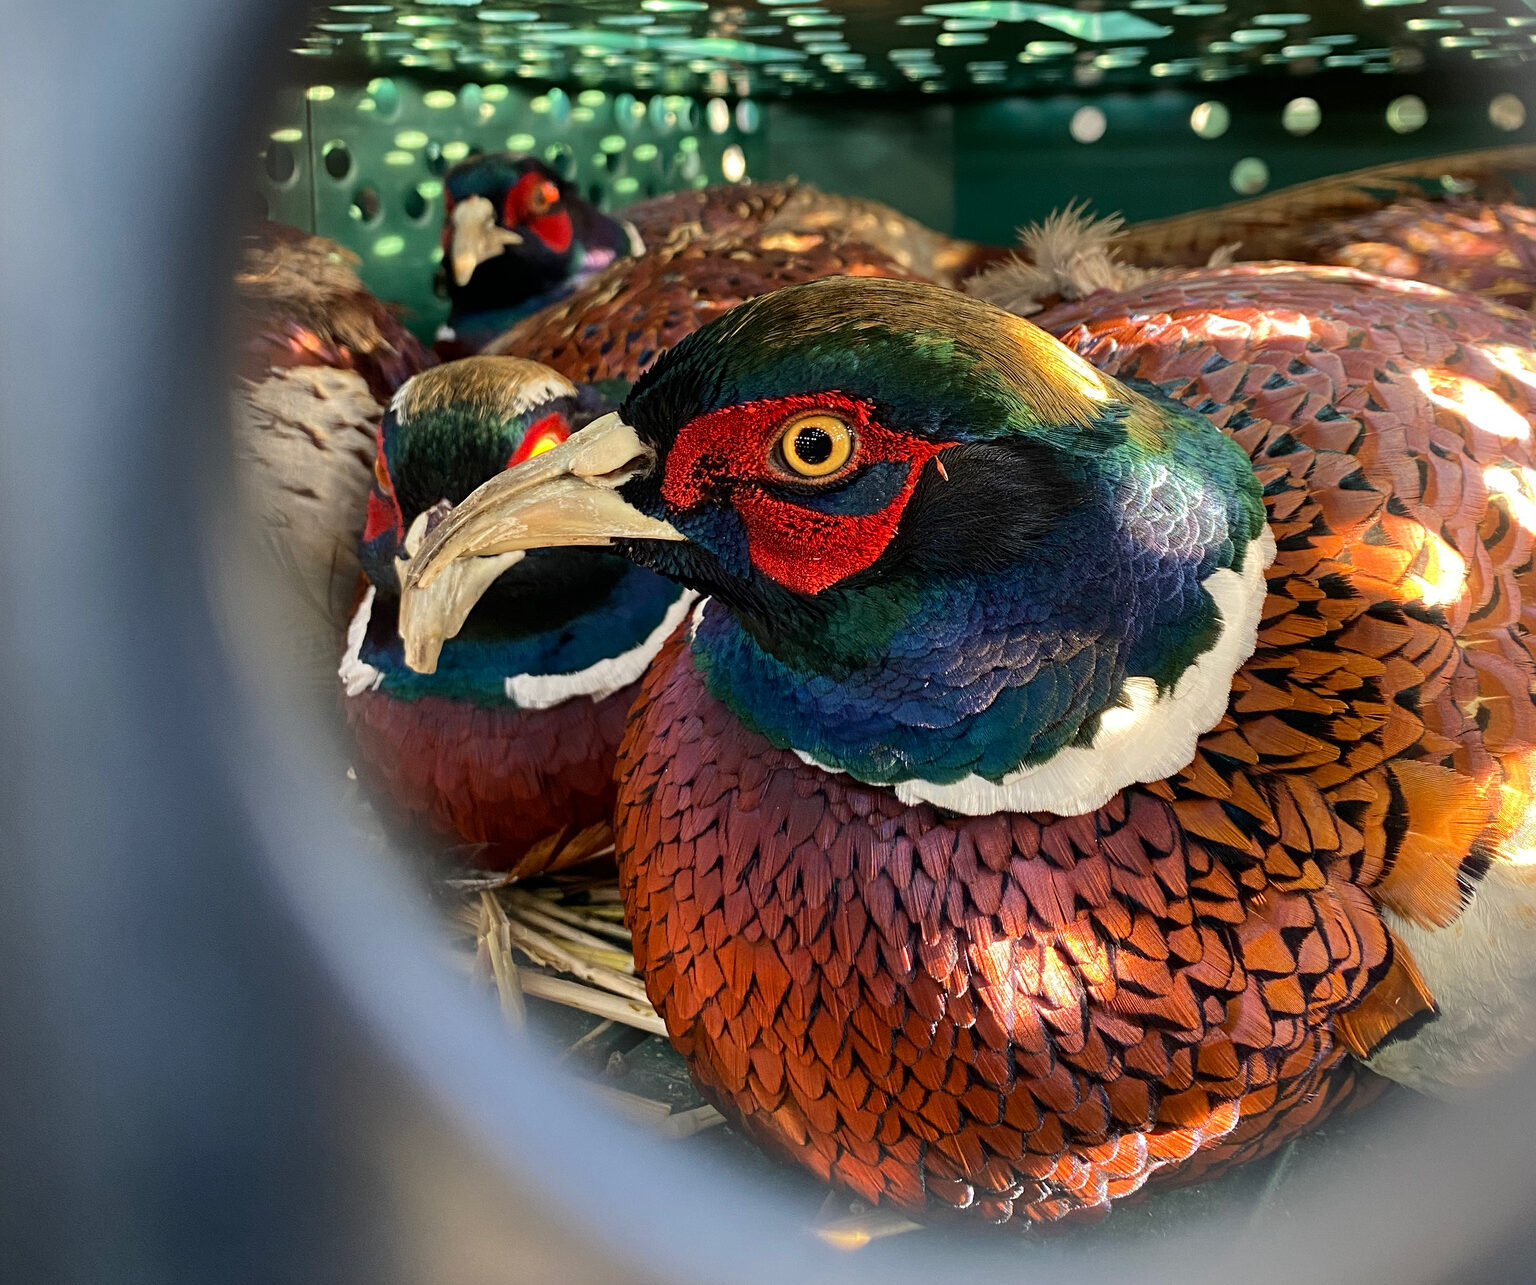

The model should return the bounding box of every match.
[661,392,954,595]
[362,429,405,545]
[504,173,574,254]
[507,412,571,467]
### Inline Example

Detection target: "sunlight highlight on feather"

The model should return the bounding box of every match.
[1481,344,1536,395]
[1484,464,1536,534]
[1413,368,1531,440]
[1406,525,1468,608]
[1259,311,1314,340]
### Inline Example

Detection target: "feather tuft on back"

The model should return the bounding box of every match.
[964,202,1161,316]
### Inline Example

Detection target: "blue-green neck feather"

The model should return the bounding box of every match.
[363,559,678,707]
[684,387,1264,788]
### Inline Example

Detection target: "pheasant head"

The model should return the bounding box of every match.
[403,277,1272,813]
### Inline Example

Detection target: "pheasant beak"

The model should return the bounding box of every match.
[449,194,523,287]
[398,413,686,673]
[393,508,525,675]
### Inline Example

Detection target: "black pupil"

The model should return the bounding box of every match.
[794,425,834,466]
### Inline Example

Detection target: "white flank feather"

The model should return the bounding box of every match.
[1371,856,1536,1095]
[338,585,386,697]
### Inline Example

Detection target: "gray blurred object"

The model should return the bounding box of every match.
[3,4,1536,1284]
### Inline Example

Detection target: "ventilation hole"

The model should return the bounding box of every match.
[424,142,447,176]
[735,99,761,133]
[350,186,382,226]
[263,141,297,185]
[322,141,353,181]
[615,92,642,132]
[1282,96,1321,135]
[545,143,576,179]
[706,97,731,134]
[1386,94,1427,134]
[403,185,430,222]
[721,144,747,182]
[587,183,605,206]
[1190,101,1230,139]
[367,77,400,121]
[1230,157,1269,195]
[1490,93,1526,131]
[1069,105,1106,143]
[672,148,702,180]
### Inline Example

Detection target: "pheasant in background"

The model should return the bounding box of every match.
[343,355,689,876]
[480,179,1008,385]
[618,179,1006,287]
[1303,198,1536,310]
[403,272,1536,1225]
[440,153,643,354]
[486,223,924,384]
[969,148,1536,318]
[230,222,432,671]
[1115,145,1536,308]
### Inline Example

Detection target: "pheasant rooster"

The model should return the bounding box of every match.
[440,153,643,354]
[617,179,1004,287]
[1116,146,1536,309]
[404,270,1536,1225]
[414,186,980,867]
[1304,197,1536,310]
[230,222,432,678]
[342,355,688,875]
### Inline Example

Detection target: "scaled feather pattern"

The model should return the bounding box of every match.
[606,267,1536,1226]
[487,225,927,384]
[1113,146,1536,309]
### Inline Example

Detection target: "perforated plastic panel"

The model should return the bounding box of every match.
[290,0,1536,95]
[257,76,763,336]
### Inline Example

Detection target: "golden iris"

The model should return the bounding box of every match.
[777,412,853,478]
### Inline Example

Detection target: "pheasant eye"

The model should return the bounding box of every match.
[529,180,559,216]
[777,412,854,479]
[507,412,571,467]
